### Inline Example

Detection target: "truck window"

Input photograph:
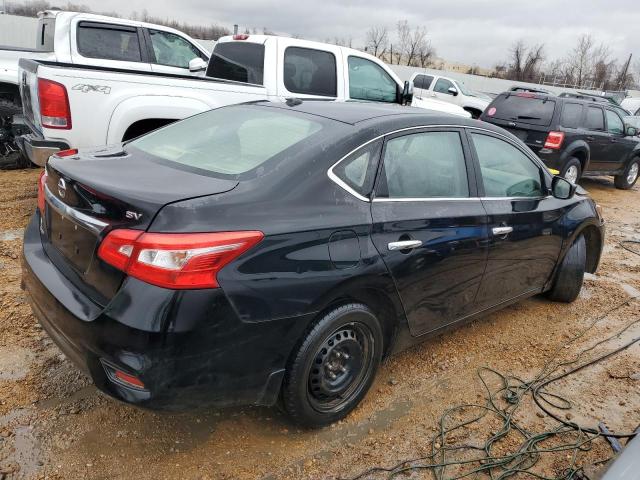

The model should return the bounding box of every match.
[347,56,397,103]
[148,30,204,68]
[434,78,455,94]
[584,106,605,131]
[560,103,583,128]
[77,22,142,62]
[283,47,337,97]
[414,74,434,90]
[207,42,265,85]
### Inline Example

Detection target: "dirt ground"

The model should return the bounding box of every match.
[0,169,638,480]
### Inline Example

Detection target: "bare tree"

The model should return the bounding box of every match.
[365,25,388,59]
[507,40,544,82]
[417,38,436,68]
[396,20,430,67]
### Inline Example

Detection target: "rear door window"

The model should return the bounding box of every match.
[283,47,337,97]
[378,131,469,198]
[605,109,624,135]
[77,22,142,62]
[207,42,265,84]
[584,106,605,131]
[414,74,434,90]
[560,102,584,128]
[488,94,556,126]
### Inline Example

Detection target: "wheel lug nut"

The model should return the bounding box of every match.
[328,372,337,380]
[342,353,350,360]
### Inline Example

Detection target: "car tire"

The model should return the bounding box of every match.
[546,235,586,303]
[281,303,383,428]
[560,157,582,184]
[614,158,640,190]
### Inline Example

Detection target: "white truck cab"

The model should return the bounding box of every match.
[18,34,470,166]
[409,72,490,119]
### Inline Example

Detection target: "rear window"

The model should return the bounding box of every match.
[128,106,323,176]
[284,47,337,97]
[77,23,142,62]
[560,103,584,128]
[488,94,556,126]
[207,42,265,85]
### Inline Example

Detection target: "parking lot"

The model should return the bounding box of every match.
[0,168,638,479]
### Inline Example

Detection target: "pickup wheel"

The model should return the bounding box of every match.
[281,303,383,428]
[0,98,21,118]
[560,157,582,184]
[546,235,586,303]
[0,99,31,170]
[614,158,639,190]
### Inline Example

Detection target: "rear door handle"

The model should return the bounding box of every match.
[388,240,423,251]
[492,226,513,236]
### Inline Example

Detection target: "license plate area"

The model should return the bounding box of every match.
[48,206,98,273]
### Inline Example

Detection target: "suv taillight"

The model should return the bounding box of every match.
[98,230,264,289]
[38,78,72,129]
[544,131,565,150]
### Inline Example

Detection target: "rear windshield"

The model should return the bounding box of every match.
[488,94,556,126]
[206,42,265,84]
[128,106,323,176]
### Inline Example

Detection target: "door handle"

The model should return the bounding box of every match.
[586,136,595,141]
[388,240,423,251]
[492,226,513,236]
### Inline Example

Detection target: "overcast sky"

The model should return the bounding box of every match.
[51,0,640,68]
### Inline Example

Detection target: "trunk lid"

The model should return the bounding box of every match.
[42,145,238,306]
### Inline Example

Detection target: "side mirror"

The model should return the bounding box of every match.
[401,80,414,105]
[447,86,459,96]
[188,57,207,73]
[551,175,576,200]
[625,125,638,137]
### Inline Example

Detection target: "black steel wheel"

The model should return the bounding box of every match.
[281,303,383,428]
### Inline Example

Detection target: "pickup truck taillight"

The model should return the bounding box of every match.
[544,131,565,150]
[98,230,264,289]
[38,79,72,129]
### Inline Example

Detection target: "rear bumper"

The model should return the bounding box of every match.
[22,212,305,410]
[17,133,69,167]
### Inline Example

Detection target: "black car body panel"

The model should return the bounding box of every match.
[481,92,640,177]
[23,101,605,411]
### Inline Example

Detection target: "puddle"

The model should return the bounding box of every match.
[0,346,33,381]
[0,228,24,242]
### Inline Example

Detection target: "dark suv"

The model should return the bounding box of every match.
[480,92,640,189]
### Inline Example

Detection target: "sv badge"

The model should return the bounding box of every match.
[125,211,143,221]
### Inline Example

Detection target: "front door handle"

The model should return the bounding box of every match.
[492,226,513,236]
[388,240,423,251]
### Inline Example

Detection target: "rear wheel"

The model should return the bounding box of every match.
[560,157,582,184]
[614,158,639,190]
[0,99,31,170]
[546,235,586,303]
[281,303,383,428]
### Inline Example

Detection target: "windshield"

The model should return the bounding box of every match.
[128,106,324,176]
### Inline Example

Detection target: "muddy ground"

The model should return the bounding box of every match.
[0,169,638,480]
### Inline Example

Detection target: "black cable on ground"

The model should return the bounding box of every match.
[619,240,640,256]
[345,296,640,480]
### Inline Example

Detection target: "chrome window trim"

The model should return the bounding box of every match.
[45,184,109,235]
[327,124,544,203]
[372,195,552,203]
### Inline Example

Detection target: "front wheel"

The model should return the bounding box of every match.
[546,235,586,303]
[614,158,639,190]
[281,303,383,428]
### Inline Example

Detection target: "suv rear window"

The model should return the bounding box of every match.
[207,42,265,85]
[488,94,556,126]
[128,106,323,176]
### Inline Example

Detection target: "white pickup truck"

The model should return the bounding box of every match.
[409,72,491,119]
[18,34,470,166]
[1,10,211,166]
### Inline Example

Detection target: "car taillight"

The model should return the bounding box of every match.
[38,78,71,129]
[55,149,78,157]
[98,230,264,289]
[544,131,565,150]
[37,168,48,214]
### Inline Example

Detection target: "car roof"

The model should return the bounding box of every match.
[255,100,482,128]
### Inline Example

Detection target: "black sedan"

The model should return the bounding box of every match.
[23,101,604,427]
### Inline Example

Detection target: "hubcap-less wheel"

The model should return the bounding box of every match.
[307,323,374,413]
[564,165,579,184]
[627,162,639,185]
